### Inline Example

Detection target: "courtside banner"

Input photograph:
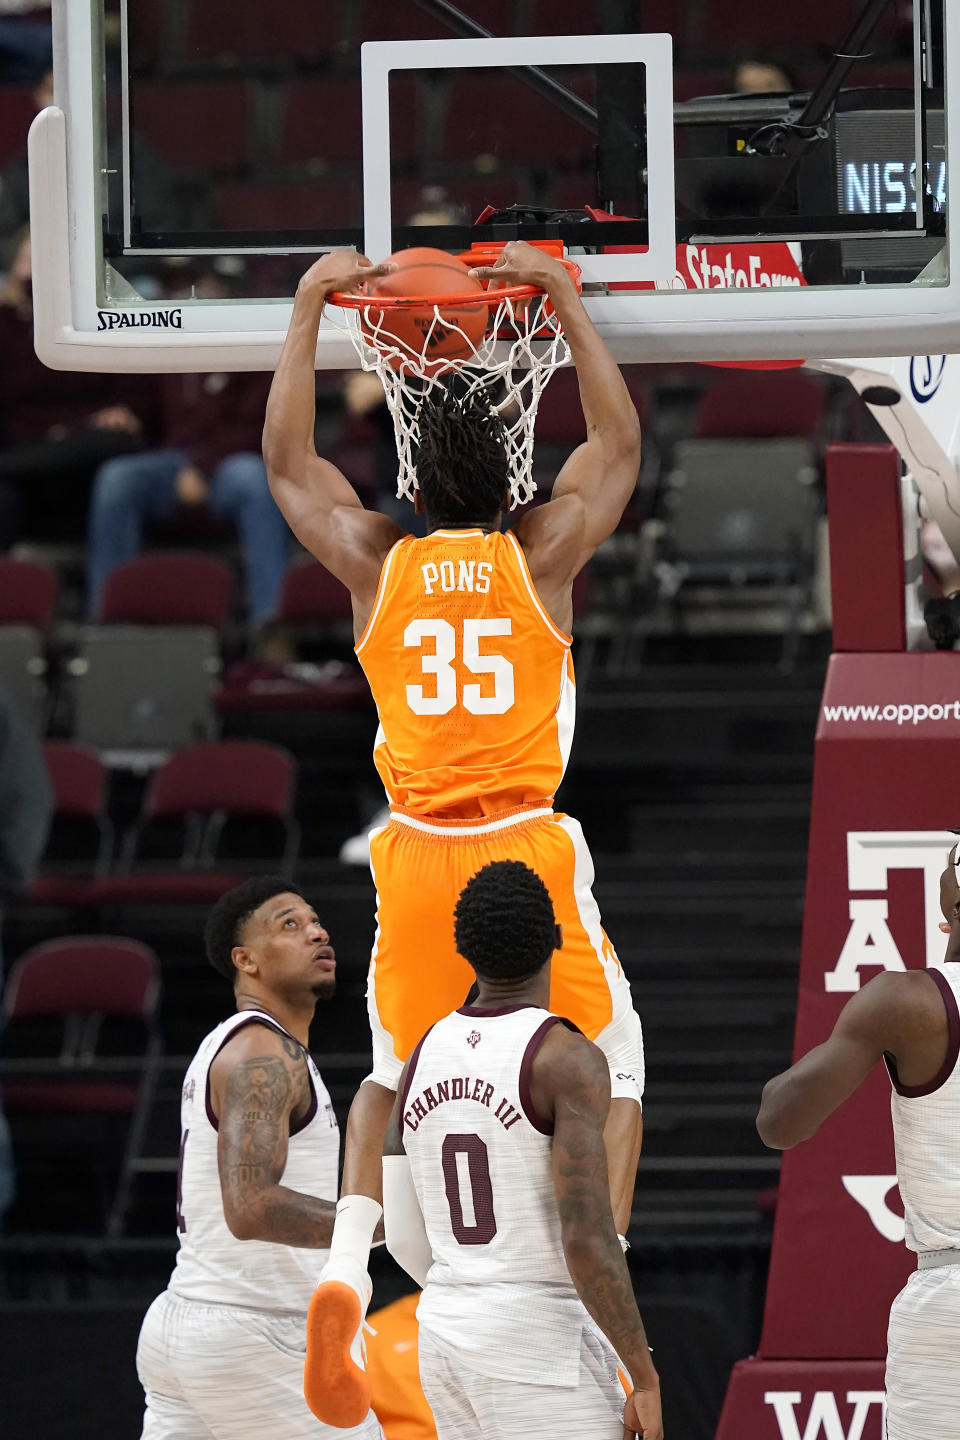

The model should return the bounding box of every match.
[717,1360,886,1440]
[760,650,960,1361]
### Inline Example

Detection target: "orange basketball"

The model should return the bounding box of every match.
[361,247,489,372]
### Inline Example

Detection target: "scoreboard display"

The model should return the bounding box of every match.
[836,106,947,218]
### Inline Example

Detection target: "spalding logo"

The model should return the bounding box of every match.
[97,308,184,331]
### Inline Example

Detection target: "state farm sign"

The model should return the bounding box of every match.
[658,242,806,291]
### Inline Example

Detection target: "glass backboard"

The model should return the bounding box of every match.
[29,0,955,369]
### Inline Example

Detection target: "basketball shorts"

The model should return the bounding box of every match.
[365,808,644,1102]
[137,1290,384,1440]
[885,1265,960,1440]
[418,1323,626,1440]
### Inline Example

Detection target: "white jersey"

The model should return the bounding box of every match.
[402,1003,602,1386]
[888,964,960,1254]
[168,1010,340,1312]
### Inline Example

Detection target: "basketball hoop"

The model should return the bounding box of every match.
[327,244,582,509]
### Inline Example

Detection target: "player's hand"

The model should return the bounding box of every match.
[296,252,395,307]
[623,1385,663,1440]
[175,465,209,506]
[468,239,571,293]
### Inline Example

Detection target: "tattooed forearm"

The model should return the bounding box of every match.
[218,1051,334,1247]
[552,1050,658,1388]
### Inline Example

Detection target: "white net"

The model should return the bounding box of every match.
[325,292,572,508]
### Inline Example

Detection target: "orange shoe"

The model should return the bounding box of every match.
[304,1260,373,1428]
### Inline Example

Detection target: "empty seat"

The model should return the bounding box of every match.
[75,554,232,753]
[1,936,161,1236]
[181,0,342,63]
[28,742,113,907]
[98,554,233,627]
[96,740,300,906]
[659,437,821,665]
[214,180,358,232]
[131,81,250,169]
[0,88,35,168]
[0,558,58,729]
[439,75,597,165]
[277,562,353,627]
[696,0,897,50]
[696,373,826,440]
[279,77,418,167]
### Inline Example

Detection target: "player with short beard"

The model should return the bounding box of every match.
[135,875,384,1440]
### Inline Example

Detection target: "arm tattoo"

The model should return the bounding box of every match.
[552,1048,655,1385]
[218,1050,335,1247]
[279,1033,302,1062]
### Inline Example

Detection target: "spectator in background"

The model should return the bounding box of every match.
[86,266,291,644]
[0,679,53,1223]
[0,228,151,549]
[733,60,796,94]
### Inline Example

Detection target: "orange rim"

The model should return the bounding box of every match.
[330,251,581,310]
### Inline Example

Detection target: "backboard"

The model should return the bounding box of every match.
[29,0,955,369]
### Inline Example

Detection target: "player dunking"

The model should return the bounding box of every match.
[382,861,662,1440]
[136,877,383,1440]
[264,240,645,1426]
[757,836,960,1440]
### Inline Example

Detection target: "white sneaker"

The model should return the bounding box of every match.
[304,1257,374,1428]
[339,808,391,867]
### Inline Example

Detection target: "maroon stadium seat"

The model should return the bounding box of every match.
[0,557,58,628]
[96,741,299,905]
[28,743,113,907]
[1,936,161,1233]
[277,562,353,626]
[214,180,358,232]
[0,88,36,168]
[279,77,418,166]
[181,0,342,63]
[131,81,249,169]
[696,0,898,50]
[695,373,826,440]
[439,74,595,164]
[97,553,233,628]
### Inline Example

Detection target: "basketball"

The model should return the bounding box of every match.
[360,247,489,371]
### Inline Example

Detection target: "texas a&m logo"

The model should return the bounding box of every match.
[825,830,953,993]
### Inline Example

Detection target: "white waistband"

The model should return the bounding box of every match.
[389,806,553,837]
[917,1249,960,1270]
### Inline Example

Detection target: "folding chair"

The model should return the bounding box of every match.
[97,740,299,906]
[0,557,58,729]
[73,554,232,752]
[1,937,161,1237]
[27,742,113,908]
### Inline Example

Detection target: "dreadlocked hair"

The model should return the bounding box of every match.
[415,387,509,524]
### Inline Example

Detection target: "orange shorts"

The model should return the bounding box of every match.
[365,808,643,1102]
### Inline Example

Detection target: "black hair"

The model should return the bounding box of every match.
[454,860,558,981]
[204,875,302,984]
[415,388,509,525]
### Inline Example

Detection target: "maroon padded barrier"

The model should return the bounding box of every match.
[715,448,959,1436]
[827,445,905,653]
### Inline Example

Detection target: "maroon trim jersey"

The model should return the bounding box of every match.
[402,1003,600,1386]
[167,1010,339,1312]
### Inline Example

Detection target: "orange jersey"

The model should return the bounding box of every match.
[356,528,575,820]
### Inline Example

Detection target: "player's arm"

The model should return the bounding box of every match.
[471,241,642,582]
[262,251,404,601]
[540,1029,662,1439]
[757,971,913,1149]
[381,1066,434,1286]
[211,1023,336,1246]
